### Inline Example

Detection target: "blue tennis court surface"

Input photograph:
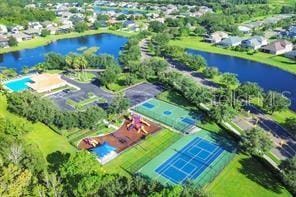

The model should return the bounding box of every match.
[155,137,224,184]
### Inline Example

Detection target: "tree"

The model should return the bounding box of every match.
[236,82,263,100]
[41,29,50,37]
[280,157,296,194]
[8,36,18,47]
[149,21,167,33]
[209,103,236,123]
[44,52,66,70]
[202,67,219,78]
[107,93,130,115]
[263,91,291,114]
[7,144,23,165]
[99,64,121,86]
[285,118,296,136]
[194,25,207,35]
[78,107,106,129]
[60,151,102,192]
[0,164,32,196]
[74,22,88,33]
[182,54,207,71]
[145,57,169,74]
[220,72,240,89]
[240,128,273,156]
[73,55,88,72]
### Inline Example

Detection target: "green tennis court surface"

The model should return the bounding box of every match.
[133,98,201,133]
[138,130,236,187]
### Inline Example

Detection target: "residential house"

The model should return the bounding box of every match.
[219,36,243,47]
[24,28,42,36]
[123,20,136,28]
[28,22,43,30]
[123,20,139,31]
[25,4,36,9]
[238,25,252,34]
[261,40,293,55]
[10,32,32,42]
[204,31,228,43]
[0,25,8,34]
[47,26,58,35]
[241,36,268,50]
[69,14,84,24]
[284,50,296,60]
[284,26,296,39]
[57,21,73,33]
[0,36,9,48]
[11,25,24,33]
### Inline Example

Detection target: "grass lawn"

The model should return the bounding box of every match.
[104,129,181,175]
[0,94,75,162]
[206,154,291,197]
[0,28,135,55]
[69,72,96,83]
[170,37,296,75]
[106,73,145,92]
[271,109,296,125]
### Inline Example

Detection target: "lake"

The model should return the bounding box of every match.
[187,49,296,111]
[0,33,128,72]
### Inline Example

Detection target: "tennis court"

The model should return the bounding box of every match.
[138,130,236,187]
[156,137,224,184]
[133,98,201,133]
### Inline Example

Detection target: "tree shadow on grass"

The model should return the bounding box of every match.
[47,151,71,173]
[238,156,286,194]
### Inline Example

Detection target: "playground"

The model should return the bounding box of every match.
[138,130,236,187]
[133,98,201,133]
[78,114,161,164]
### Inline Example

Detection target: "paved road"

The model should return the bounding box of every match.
[242,105,296,159]
[139,38,296,159]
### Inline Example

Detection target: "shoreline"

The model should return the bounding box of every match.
[170,36,296,76]
[0,29,135,55]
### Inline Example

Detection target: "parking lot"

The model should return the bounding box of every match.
[49,76,164,110]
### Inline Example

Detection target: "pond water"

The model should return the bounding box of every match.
[187,49,296,111]
[0,33,128,72]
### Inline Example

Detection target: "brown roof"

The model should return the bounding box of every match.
[0,35,8,42]
[262,40,292,51]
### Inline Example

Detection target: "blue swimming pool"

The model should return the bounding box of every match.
[4,77,32,92]
[90,142,117,158]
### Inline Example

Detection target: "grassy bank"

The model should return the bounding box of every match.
[0,28,135,55]
[170,37,296,75]
[206,154,291,197]
[0,94,75,162]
